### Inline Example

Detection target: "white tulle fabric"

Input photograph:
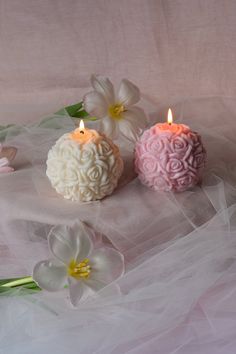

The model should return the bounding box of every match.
[1,98,236,353]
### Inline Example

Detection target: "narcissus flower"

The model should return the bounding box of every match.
[33,222,124,306]
[83,75,147,142]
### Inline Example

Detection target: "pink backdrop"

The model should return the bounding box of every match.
[0,0,236,123]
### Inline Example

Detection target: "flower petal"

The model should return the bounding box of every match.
[118,119,139,142]
[82,222,102,246]
[84,278,106,292]
[0,157,14,172]
[123,106,147,129]
[90,247,124,284]
[68,277,87,307]
[91,74,115,104]
[74,222,93,261]
[0,147,17,162]
[33,259,67,292]
[0,166,14,173]
[98,116,118,140]
[118,79,140,106]
[83,91,108,118]
[119,107,147,142]
[49,222,93,265]
[0,157,10,168]
[48,224,77,264]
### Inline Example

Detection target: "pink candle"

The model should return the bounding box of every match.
[134,109,206,192]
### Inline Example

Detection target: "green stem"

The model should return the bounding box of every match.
[2,276,34,288]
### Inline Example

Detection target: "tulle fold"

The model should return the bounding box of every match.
[1,98,236,353]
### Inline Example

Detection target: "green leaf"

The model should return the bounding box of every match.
[54,101,99,122]
[65,102,84,117]
[0,124,18,142]
[55,102,83,117]
[18,283,41,291]
[72,109,90,118]
[0,286,13,294]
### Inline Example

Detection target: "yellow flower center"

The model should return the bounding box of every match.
[108,103,125,120]
[67,258,91,280]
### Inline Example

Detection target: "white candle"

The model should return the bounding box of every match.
[46,120,124,202]
[70,119,98,143]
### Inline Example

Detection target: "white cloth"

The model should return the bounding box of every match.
[1,98,236,353]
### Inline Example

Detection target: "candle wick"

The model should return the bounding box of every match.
[168,123,172,126]
[80,131,85,134]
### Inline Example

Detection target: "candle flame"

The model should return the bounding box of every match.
[167,108,173,125]
[79,119,85,130]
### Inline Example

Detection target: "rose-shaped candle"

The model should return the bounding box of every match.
[135,109,206,192]
[46,120,124,202]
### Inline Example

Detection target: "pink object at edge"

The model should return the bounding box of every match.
[0,144,17,173]
[135,123,207,192]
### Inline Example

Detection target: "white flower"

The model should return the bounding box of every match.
[0,145,17,173]
[33,222,124,306]
[83,75,147,142]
